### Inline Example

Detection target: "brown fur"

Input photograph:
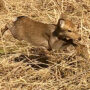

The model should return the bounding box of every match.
[1,16,81,50]
[57,19,81,40]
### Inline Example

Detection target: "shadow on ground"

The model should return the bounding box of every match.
[14,49,51,69]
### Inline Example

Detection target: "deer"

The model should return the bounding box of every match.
[1,16,81,50]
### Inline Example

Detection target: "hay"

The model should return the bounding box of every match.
[0,0,90,89]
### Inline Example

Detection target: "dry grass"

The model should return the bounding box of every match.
[0,0,90,90]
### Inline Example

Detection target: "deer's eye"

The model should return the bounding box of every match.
[68,30,71,32]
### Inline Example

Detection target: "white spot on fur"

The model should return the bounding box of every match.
[12,17,17,22]
[59,19,65,28]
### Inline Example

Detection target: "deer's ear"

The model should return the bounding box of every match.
[59,19,65,28]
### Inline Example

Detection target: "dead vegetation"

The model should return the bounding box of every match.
[0,0,90,90]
